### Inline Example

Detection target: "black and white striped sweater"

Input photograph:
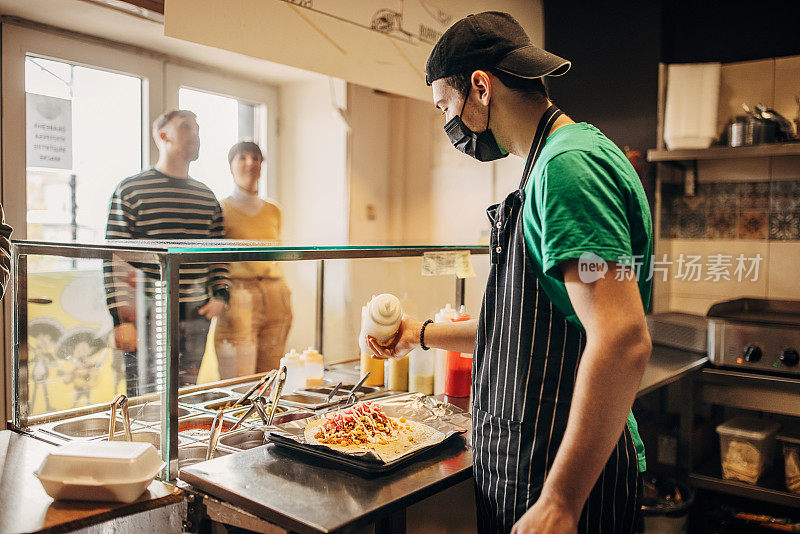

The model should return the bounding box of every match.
[104,168,230,325]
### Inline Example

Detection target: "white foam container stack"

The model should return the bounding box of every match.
[663,62,721,150]
[35,441,165,503]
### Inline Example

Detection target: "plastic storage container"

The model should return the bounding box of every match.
[34,441,164,503]
[434,304,455,395]
[385,355,409,391]
[359,305,385,386]
[302,347,324,387]
[444,306,472,398]
[778,433,800,494]
[280,349,306,393]
[716,417,780,484]
[409,347,434,395]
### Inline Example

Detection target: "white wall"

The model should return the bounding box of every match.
[344,83,526,335]
[278,79,350,358]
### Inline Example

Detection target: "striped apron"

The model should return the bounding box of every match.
[473,106,640,533]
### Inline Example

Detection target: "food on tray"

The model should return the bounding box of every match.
[304,402,438,458]
[721,440,764,484]
[785,446,800,494]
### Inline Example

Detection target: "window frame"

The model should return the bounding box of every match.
[1,23,281,426]
[165,63,280,201]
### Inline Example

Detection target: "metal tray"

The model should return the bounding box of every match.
[218,428,267,450]
[278,393,341,410]
[129,403,194,424]
[267,394,468,474]
[178,444,232,470]
[178,389,233,405]
[43,415,131,440]
[707,298,800,327]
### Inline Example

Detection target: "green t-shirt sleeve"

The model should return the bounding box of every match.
[628,411,647,473]
[536,150,633,280]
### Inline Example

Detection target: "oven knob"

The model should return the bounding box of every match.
[743,345,762,363]
[780,349,800,367]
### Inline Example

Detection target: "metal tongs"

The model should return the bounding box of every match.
[206,408,225,461]
[344,372,370,406]
[230,369,278,409]
[108,393,133,441]
[326,382,343,403]
[230,366,288,431]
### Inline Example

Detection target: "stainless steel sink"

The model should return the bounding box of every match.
[178,445,230,470]
[179,390,231,405]
[130,403,192,423]
[218,429,266,450]
[49,417,122,439]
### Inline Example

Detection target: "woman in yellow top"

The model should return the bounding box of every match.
[214,141,292,377]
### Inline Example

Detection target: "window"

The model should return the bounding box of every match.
[25,56,143,246]
[178,87,259,199]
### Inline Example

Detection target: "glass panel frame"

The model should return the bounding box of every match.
[11,239,488,480]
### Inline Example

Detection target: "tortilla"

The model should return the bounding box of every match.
[303,402,441,461]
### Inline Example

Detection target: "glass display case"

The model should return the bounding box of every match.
[10,239,488,479]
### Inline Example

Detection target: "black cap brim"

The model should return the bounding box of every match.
[492,45,571,79]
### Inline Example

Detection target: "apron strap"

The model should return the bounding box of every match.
[518,105,563,191]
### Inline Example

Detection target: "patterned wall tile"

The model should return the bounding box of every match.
[659,179,799,242]
[740,182,771,210]
[770,180,800,213]
[707,212,737,239]
[769,212,800,240]
[708,182,740,212]
[677,196,708,238]
[738,210,768,239]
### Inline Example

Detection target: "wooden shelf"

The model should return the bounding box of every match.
[647,143,800,162]
[691,459,800,509]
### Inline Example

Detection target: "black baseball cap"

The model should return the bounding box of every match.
[425,11,570,85]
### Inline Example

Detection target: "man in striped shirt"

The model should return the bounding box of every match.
[105,109,230,394]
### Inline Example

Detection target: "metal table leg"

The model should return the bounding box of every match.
[375,509,406,534]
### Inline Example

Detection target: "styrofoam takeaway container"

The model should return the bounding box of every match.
[34,441,164,503]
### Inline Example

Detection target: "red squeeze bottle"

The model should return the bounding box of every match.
[444,306,472,398]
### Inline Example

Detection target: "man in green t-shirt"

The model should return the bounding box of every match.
[366,11,652,534]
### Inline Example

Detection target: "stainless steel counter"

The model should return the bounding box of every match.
[330,344,708,400]
[179,434,471,534]
[637,345,708,397]
[180,350,705,533]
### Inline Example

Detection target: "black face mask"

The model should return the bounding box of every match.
[444,95,508,162]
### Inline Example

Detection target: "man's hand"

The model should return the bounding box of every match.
[114,322,138,352]
[198,298,226,320]
[116,304,136,324]
[367,315,421,360]
[511,494,579,534]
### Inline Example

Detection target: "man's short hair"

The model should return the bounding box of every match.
[443,69,549,104]
[228,140,263,165]
[152,109,196,137]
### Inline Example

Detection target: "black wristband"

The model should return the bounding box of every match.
[420,319,434,351]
